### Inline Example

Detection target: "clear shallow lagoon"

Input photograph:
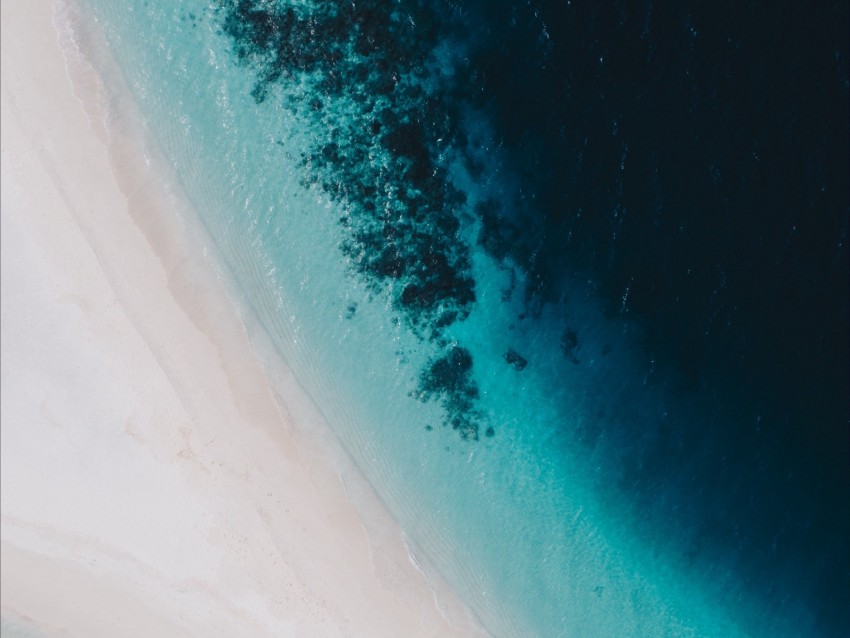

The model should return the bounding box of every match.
[64,1,849,636]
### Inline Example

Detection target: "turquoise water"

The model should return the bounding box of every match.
[62,1,847,636]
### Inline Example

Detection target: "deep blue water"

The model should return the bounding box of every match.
[458,0,850,632]
[463,0,850,464]
[79,0,848,633]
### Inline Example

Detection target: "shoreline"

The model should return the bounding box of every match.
[0,1,487,635]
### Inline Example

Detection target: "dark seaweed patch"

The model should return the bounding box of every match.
[217,0,484,438]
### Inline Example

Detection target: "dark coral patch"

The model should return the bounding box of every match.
[421,346,474,395]
[220,1,476,337]
[217,0,484,439]
[561,328,580,364]
[416,346,482,440]
[504,348,528,371]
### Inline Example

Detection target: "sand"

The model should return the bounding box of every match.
[0,1,487,636]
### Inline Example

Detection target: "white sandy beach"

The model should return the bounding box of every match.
[0,1,487,636]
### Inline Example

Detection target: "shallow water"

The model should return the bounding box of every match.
[0,617,47,638]
[68,0,849,636]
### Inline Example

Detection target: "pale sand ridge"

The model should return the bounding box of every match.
[0,1,488,636]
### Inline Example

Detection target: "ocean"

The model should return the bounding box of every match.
[61,0,849,635]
